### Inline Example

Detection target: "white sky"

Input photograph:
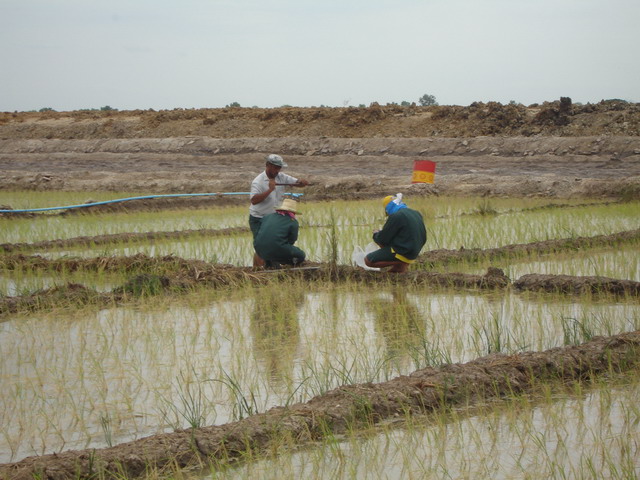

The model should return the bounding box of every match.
[1,0,639,111]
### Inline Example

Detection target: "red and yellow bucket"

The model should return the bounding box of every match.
[412,160,436,184]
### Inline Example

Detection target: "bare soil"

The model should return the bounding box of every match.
[2,330,639,480]
[1,101,640,201]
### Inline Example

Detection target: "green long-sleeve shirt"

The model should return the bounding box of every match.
[373,208,427,260]
[254,212,305,263]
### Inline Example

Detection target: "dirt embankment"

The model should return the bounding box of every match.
[2,100,640,139]
[2,330,639,480]
[1,100,640,199]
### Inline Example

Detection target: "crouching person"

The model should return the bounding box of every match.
[365,193,426,273]
[254,198,306,269]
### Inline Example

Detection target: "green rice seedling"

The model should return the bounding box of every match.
[1,260,638,466]
[8,197,637,269]
[197,373,640,480]
[407,334,452,369]
[1,201,248,245]
[323,208,339,270]
[0,190,143,211]
[474,198,498,216]
[462,244,640,280]
[561,316,595,346]
[214,371,260,421]
[100,413,113,448]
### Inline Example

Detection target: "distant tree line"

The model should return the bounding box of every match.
[36,106,117,113]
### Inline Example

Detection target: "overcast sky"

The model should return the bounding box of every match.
[1,0,638,112]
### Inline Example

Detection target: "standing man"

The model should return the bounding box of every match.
[365,193,427,273]
[254,198,306,269]
[250,154,308,267]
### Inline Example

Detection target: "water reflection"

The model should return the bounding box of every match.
[250,286,304,383]
[2,284,638,464]
[368,288,426,368]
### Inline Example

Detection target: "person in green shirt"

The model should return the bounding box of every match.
[365,193,426,273]
[253,198,306,269]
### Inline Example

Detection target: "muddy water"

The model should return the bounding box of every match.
[1,286,639,463]
[205,378,640,479]
[460,247,640,282]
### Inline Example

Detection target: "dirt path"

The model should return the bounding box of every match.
[2,330,639,480]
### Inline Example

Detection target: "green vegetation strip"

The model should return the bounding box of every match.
[0,227,249,254]
[1,201,630,254]
[419,228,640,267]
[2,330,639,480]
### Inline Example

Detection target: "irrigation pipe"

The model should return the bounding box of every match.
[0,192,304,214]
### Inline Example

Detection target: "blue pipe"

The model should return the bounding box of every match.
[0,192,304,214]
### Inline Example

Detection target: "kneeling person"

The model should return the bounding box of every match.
[365,193,426,273]
[254,198,306,268]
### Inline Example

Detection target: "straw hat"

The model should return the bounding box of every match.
[276,198,302,214]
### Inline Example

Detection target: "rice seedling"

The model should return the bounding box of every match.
[198,372,640,480]
[2,276,637,464]
[4,198,637,268]
[1,194,639,479]
[0,203,247,245]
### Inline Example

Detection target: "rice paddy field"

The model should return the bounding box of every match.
[1,191,639,479]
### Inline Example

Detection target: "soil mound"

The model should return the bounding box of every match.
[2,100,640,198]
[514,274,640,296]
[2,100,639,139]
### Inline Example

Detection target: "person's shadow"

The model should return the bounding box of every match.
[250,286,305,384]
[369,287,426,369]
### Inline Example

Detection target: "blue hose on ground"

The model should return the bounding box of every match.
[0,192,304,214]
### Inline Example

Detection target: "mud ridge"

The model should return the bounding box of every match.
[2,330,639,480]
[514,274,640,296]
[419,228,640,267]
[0,266,509,318]
[3,259,640,318]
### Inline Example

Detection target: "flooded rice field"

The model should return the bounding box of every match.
[1,193,639,479]
[208,374,640,479]
[2,285,638,464]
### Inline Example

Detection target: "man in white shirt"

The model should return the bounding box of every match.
[250,154,309,267]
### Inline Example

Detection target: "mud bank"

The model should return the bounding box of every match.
[2,254,640,318]
[2,330,639,480]
[420,228,640,267]
[514,274,640,296]
[0,265,510,318]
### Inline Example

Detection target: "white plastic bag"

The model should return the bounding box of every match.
[352,243,381,271]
